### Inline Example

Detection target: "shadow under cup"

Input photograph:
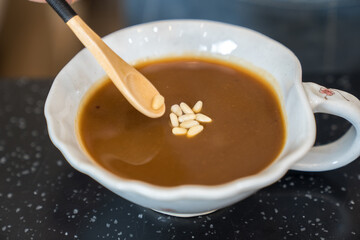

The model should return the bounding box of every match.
[45,20,321,216]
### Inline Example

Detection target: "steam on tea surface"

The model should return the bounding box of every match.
[76,57,286,186]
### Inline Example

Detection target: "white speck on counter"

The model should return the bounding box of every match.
[0,157,6,164]
[305,193,312,199]
[90,216,97,223]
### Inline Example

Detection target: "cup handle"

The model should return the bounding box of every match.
[290,82,360,171]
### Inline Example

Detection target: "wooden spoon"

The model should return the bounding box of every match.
[45,0,165,118]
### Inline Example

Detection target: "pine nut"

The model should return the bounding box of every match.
[196,113,212,123]
[180,102,194,114]
[152,94,164,110]
[170,101,211,137]
[187,125,204,137]
[169,113,179,127]
[192,101,203,113]
[171,104,183,117]
[180,120,199,129]
[172,127,187,135]
[178,113,196,123]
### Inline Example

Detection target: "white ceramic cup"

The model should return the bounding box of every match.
[44,20,360,217]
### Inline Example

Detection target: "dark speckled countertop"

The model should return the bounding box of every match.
[0,74,359,240]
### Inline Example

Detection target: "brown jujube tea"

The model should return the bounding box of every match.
[76,57,286,187]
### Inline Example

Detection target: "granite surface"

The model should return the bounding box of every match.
[0,74,359,239]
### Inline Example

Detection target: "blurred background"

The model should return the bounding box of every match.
[0,0,125,78]
[0,0,359,78]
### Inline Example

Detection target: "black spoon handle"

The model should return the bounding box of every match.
[46,0,77,23]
